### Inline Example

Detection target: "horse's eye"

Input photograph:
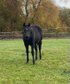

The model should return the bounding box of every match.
[26,28,28,31]
[30,28,33,30]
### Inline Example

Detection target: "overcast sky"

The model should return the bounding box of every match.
[52,0,70,8]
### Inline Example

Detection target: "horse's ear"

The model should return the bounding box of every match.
[28,23,30,26]
[23,23,25,26]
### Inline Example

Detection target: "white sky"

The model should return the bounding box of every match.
[53,0,70,8]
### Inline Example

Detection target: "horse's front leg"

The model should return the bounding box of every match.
[31,44,35,64]
[26,45,29,63]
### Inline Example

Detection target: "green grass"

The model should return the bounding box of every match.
[0,39,70,84]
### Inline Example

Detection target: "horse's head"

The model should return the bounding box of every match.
[23,23,31,39]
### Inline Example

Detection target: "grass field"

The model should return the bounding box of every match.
[0,38,70,84]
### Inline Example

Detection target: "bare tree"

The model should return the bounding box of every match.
[31,0,42,23]
[23,0,29,24]
[22,0,42,24]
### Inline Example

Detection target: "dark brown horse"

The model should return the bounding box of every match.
[23,23,42,64]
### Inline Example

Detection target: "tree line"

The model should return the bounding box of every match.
[0,0,70,33]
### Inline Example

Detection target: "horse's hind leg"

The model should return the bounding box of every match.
[31,46,35,64]
[35,44,37,60]
[38,41,42,60]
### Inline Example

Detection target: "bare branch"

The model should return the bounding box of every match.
[31,0,42,23]
[24,0,29,24]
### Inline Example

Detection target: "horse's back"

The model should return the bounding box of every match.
[30,25,42,40]
[31,25,42,32]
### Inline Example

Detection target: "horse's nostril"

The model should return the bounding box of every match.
[26,36,28,38]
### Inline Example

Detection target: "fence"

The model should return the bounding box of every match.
[0,31,70,39]
[0,31,22,39]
